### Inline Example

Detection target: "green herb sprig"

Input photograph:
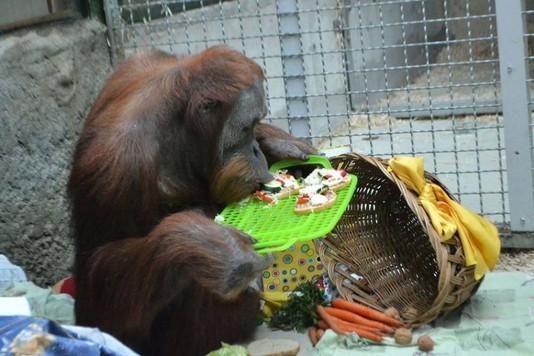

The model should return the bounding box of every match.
[268,281,327,332]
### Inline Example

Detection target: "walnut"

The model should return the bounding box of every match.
[401,306,419,320]
[394,327,412,345]
[384,307,400,320]
[417,335,434,352]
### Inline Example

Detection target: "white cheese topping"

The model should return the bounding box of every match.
[300,184,322,196]
[310,194,328,206]
[282,178,299,190]
[274,171,300,189]
[303,171,323,186]
[304,168,346,187]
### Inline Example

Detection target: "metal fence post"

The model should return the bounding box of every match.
[103,0,120,64]
[276,0,310,139]
[495,0,534,232]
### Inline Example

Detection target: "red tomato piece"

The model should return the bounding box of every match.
[297,195,310,205]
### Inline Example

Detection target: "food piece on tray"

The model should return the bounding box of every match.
[254,170,301,204]
[294,184,337,215]
[252,166,350,213]
[293,167,351,214]
[303,168,350,192]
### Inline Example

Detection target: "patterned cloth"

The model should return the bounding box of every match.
[0,316,138,356]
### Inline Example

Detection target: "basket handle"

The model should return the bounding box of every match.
[254,237,298,254]
[269,154,332,173]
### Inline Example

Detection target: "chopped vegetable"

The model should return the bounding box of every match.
[262,180,283,193]
[254,191,275,204]
[297,195,310,205]
[317,185,329,195]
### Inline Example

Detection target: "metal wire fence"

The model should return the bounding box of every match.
[103,0,534,244]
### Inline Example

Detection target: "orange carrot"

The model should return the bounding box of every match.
[354,325,385,336]
[317,328,325,341]
[308,326,319,346]
[332,299,403,328]
[336,319,384,335]
[318,306,383,343]
[338,324,383,343]
[328,315,385,338]
[317,305,347,336]
[325,307,394,334]
[318,320,329,330]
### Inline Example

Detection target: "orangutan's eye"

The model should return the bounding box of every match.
[200,100,219,113]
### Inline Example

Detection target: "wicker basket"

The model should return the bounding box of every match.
[317,153,482,326]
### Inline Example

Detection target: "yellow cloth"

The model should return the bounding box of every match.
[388,156,500,280]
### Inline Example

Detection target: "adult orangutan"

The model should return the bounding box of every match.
[67,45,316,355]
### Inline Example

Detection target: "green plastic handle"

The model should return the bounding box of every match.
[255,237,298,254]
[254,238,287,249]
[269,154,332,173]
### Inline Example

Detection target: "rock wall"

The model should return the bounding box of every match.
[0,19,112,286]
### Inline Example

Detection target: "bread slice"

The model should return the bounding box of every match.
[303,168,351,193]
[274,185,301,199]
[326,176,351,192]
[255,172,301,204]
[294,190,337,215]
[247,338,300,356]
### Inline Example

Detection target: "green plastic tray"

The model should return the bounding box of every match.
[219,155,358,254]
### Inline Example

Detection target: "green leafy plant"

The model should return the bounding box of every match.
[268,282,327,332]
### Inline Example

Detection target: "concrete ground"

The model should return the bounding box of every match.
[496,249,534,272]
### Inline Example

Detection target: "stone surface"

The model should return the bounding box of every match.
[0,19,112,286]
